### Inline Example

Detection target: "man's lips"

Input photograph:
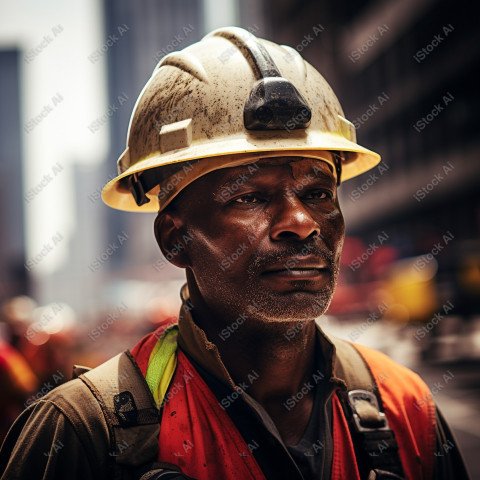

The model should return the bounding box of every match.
[261,267,329,278]
[261,257,330,278]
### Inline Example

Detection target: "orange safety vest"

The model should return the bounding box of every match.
[131,325,436,480]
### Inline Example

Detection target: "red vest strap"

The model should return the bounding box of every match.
[354,343,436,480]
[158,351,266,480]
[332,393,362,479]
[130,327,436,480]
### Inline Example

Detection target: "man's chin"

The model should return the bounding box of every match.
[245,289,333,321]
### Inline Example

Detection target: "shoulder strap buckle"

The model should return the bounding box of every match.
[348,389,390,432]
[324,334,405,478]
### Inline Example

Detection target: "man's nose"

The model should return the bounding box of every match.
[269,195,321,241]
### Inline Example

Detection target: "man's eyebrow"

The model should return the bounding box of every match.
[213,163,336,196]
[214,168,256,193]
[310,172,336,186]
[294,167,336,187]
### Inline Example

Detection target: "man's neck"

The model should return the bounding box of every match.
[186,280,319,414]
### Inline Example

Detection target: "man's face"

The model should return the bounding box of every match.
[159,156,345,323]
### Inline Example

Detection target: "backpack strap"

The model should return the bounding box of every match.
[78,350,161,476]
[328,336,405,480]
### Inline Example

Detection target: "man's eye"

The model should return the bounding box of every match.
[304,189,333,201]
[234,194,261,204]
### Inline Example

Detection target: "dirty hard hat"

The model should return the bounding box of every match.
[101,26,381,213]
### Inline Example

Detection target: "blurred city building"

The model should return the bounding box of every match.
[23,0,213,314]
[0,50,29,303]
[41,163,106,312]
[101,0,203,281]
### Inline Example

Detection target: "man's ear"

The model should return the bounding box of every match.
[154,211,190,268]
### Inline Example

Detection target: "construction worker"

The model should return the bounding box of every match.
[0,27,469,480]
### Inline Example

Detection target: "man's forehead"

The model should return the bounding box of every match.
[216,156,335,184]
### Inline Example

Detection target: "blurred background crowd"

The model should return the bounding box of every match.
[0,0,478,475]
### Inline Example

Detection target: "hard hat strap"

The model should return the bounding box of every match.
[332,152,343,186]
[128,171,158,207]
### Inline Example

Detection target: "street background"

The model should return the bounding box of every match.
[0,0,478,476]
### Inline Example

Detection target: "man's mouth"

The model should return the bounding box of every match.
[261,267,330,278]
[261,257,331,279]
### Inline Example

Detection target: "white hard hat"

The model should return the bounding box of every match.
[102,27,380,213]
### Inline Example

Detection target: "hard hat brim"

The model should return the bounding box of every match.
[102,131,380,213]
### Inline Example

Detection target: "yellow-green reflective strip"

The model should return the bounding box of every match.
[145,326,178,406]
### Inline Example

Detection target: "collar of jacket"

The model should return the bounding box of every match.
[176,282,347,392]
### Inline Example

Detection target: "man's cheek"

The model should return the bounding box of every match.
[189,238,243,276]
[332,216,345,246]
[188,238,221,272]
[322,217,344,247]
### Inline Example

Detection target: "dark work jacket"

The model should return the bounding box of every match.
[0,285,471,479]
